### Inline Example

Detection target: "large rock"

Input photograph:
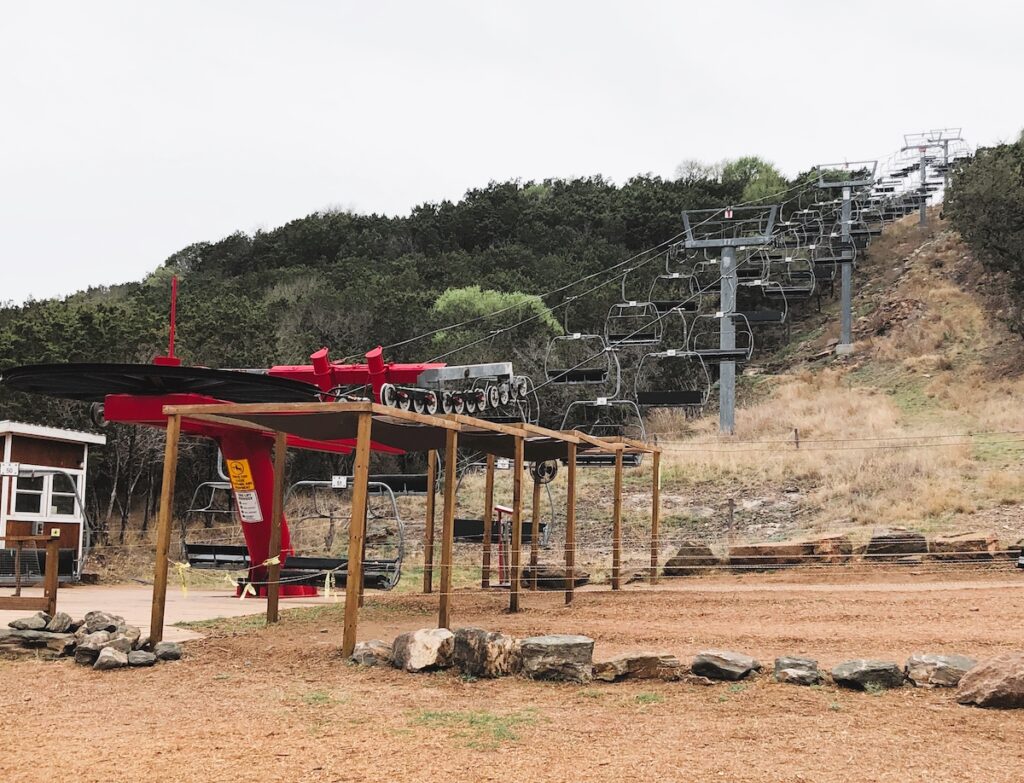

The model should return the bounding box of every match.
[519,634,594,683]
[809,534,853,564]
[774,656,822,686]
[831,659,905,690]
[349,640,393,667]
[391,628,454,673]
[154,641,183,661]
[728,541,813,570]
[928,532,999,562]
[662,540,721,577]
[105,635,134,654]
[957,653,1024,708]
[593,652,682,682]
[0,628,75,659]
[93,646,129,671]
[520,565,590,591]
[45,612,74,634]
[8,612,49,631]
[864,528,927,560]
[128,650,158,667]
[692,650,761,681]
[905,653,977,687]
[452,627,520,677]
[83,611,123,634]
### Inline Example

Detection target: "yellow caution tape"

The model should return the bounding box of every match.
[261,555,281,567]
[239,582,257,601]
[171,561,191,597]
[323,569,334,600]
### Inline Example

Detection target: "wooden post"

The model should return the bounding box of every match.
[438,429,459,629]
[509,436,524,612]
[611,448,623,590]
[341,413,373,657]
[481,453,495,588]
[422,450,437,594]
[530,478,541,589]
[43,536,60,617]
[150,413,181,645]
[266,432,287,624]
[565,443,577,606]
[649,450,661,586]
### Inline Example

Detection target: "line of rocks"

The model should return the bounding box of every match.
[2,611,182,671]
[349,631,1024,709]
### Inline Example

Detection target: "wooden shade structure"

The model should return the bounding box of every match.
[148,401,660,655]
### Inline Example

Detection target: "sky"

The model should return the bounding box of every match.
[1,0,1020,304]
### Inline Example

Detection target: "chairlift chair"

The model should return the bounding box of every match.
[604,300,664,348]
[686,312,755,364]
[561,397,646,467]
[633,349,711,409]
[544,332,613,385]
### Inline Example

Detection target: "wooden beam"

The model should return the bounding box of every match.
[422,450,437,593]
[164,401,374,417]
[266,432,287,624]
[149,413,181,645]
[611,448,623,591]
[0,596,48,612]
[509,436,524,612]
[442,412,529,438]
[565,442,577,606]
[519,423,582,444]
[43,537,60,617]
[650,450,661,586]
[530,478,541,589]
[438,428,459,629]
[481,453,495,588]
[341,412,373,657]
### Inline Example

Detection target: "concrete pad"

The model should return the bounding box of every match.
[0,584,334,642]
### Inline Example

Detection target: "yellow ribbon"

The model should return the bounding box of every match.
[171,561,191,597]
[261,555,281,567]
[323,569,334,600]
[239,582,257,601]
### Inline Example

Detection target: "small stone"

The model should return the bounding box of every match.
[452,627,521,678]
[83,611,122,634]
[120,625,142,648]
[906,653,977,687]
[831,659,905,690]
[957,653,1024,708]
[519,634,594,683]
[593,652,682,682]
[94,646,129,670]
[774,656,821,686]
[8,613,48,631]
[154,641,183,661]
[45,612,73,634]
[391,629,454,673]
[128,650,158,667]
[692,650,762,681]
[349,640,393,667]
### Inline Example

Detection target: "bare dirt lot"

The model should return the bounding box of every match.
[3,568,1024,783]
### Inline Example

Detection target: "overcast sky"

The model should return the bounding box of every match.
[1,1,1019,304]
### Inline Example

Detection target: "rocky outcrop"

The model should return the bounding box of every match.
[391,628,454,673]
[692,650,761,681]
[774,656,822,686]
[956,653,1024,708]
[520,565,590,591]
[349,640,393,667]
[453,627,520,677]
[728,542,812,570]
[593,652,683,682]
[809,534,853,564]
[831,659,905,690]
[662,541,721,576]
[519,634,594,683]
[864,528,927,560]
[927,532,999,561]
[905,653,977,687]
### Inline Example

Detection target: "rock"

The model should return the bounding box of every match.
[452,627,521,678]
[391,628,454,673]
[75,646,99,665]
[45,612,74,634]
[0,629,75,658]
[120,625,142,648]
[83,611,122,634]
[774,656,822,686]
[728,541,813,570]
[681,673,717,686]
[519,634,594,683]
[662,540,720,576]
[520,565,590,590]
[692,650,762,681]
[136,636,152,652]
[593,652,682,682]
[105,635,134,654]
[809,534,853,564]
[128,650,158,667]
[831,659,905,690]
[928,532,999,562]
[8,612,49,631]
[154,641,183,661]
[906,653,977,687]
[349,640,393,667]
[93,646,129,670]
[864,527,927,560]
[957,653,1024,708]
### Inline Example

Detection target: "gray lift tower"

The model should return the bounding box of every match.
[901,129,963,226]
[816,161,877,354]
[681,205,778,435]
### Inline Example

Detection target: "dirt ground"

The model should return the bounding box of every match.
[3,568,1024,783]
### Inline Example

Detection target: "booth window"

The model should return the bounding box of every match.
[12,473,80,518]
[14,475,45,514]
[50,473,79,516]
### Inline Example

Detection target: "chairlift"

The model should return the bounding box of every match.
[560,398,646,467]
[648,272,701,315]
[633,349,711,409]
[604,301,664,347]
[687,312,755,364]
[544,332,613,385]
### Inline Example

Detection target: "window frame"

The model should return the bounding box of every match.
[9,467,84,522]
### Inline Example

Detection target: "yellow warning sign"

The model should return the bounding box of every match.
[225,459,255,491]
